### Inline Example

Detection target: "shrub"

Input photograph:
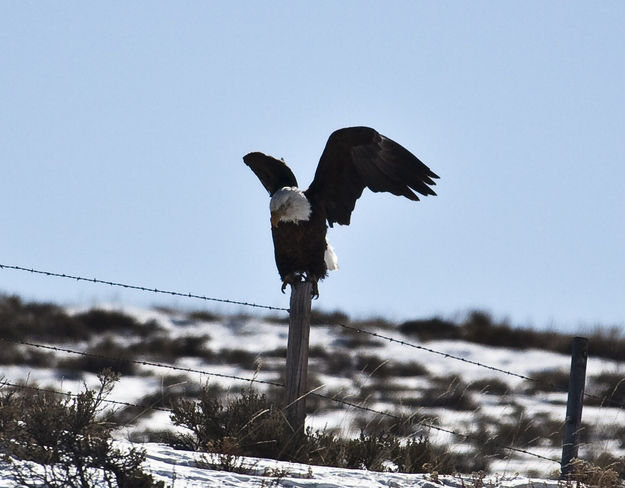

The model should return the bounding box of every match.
[459,310,574,354]
[466,378,511,396]
[353,354,387,375]
[332,326,384,348]
[398,318,460,341]
[112,375,205,425]
[0,370,163,488]
[353,411,438,438]
[170,386,297,460]
[129,334,212,361]
[586,372,625,407]
[186,310,222,322]
[74,309,155,336]
[392,436,487,474]
[264,346,288,358]
[472,407,563,458]
[0,343,55,367]
[0,295,84,342]
[310,309,350,326]
[586,327,625,362]
[358,379,415,405]
[413,375,478,411]
[58,337,136,376]
[215,349,261,370]
[351,317,395,330]
[377,360,428,378]
[0,296,161,344]
[324,352,354,375]
[524,369,570,394]
[169,385,484,474]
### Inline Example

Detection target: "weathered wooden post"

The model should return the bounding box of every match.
[285,280,312,435]
[561,336,589,479]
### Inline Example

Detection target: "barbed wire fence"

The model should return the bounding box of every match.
[0,336,558,465]
[2,262,624,469]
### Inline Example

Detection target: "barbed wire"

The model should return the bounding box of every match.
[1,380,172,413]
[335,322,540,383]
[3,261,620,405]
[334,322,625,410]
[305,390,558,462]
[0,263,289,312]
[0,337,284,390]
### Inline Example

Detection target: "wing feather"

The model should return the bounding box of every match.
[305,127,438,226]
[243,152,299,196]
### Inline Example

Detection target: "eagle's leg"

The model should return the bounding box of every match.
[281,273,303,294]
[303,273,320,299]
[281,273,319,299]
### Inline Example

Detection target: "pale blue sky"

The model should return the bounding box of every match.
[1,2,624,332]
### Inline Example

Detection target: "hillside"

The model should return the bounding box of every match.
[1,295,624,486]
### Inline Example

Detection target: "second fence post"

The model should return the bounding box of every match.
[285,280,312,436]
[561,336,589,479]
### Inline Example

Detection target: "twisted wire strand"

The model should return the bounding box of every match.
[334,322,624,409]
[0,263,289,312]
[0,337,284,389]
[335,322,537,382]
[1,380,172,413]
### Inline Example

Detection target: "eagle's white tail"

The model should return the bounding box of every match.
[324,239,339,271]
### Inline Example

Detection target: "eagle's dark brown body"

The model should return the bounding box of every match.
[243,126,439,297]
[271,201,328,287]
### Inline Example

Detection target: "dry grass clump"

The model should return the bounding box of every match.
[560,457,624,488]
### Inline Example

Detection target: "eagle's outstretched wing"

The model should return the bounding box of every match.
[243,152,299,196]
[305,126,438,226]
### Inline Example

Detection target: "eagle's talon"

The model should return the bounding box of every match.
[311,282,319,299]
[303,274,320,298]
[281,274,301,294]
[280,274,319,298]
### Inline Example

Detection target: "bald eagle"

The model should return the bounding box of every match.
[243,126,438,297]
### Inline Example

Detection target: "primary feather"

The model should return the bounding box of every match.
[306,126,438,226]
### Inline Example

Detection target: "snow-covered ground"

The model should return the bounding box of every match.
[2,303,624,486]
[121,443,562,488]
[1,441,562,488]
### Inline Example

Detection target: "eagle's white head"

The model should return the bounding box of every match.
[269,187,311,227]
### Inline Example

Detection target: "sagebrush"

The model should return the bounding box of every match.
[0,369,163,488]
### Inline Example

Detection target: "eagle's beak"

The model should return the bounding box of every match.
[271,211,281,227]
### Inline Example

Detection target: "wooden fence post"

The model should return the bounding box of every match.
[285,280,312,436]
[561,336,589,479]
